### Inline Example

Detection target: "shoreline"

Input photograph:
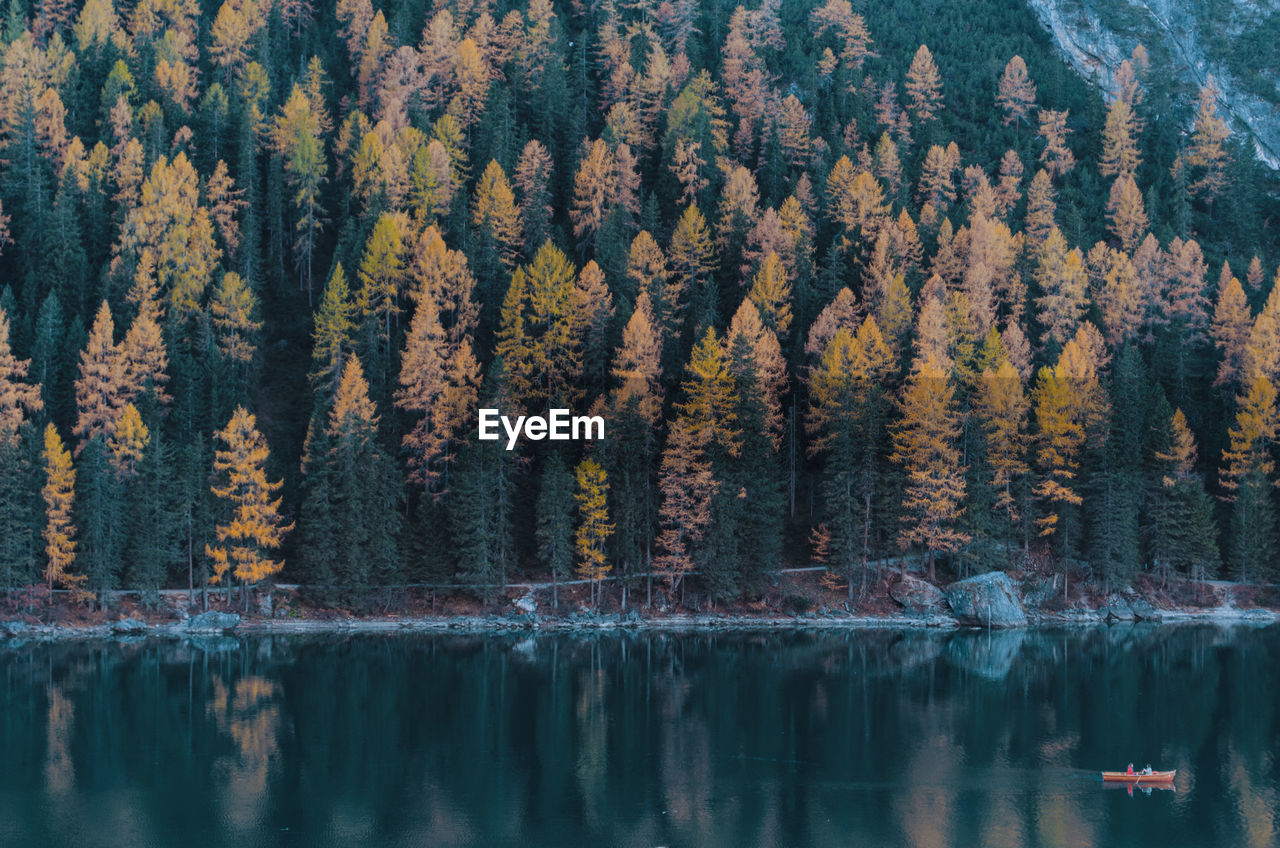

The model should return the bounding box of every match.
[4,604,1277,642]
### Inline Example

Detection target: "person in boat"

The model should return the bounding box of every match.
[1127,763,1135,775]
[1143,764,1153,775]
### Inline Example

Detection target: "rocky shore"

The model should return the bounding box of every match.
[2,571,1276,642]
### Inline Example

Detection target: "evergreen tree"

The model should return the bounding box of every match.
[536,454,574,609]
[1219,374,1278,584]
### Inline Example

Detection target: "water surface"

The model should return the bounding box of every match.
[1,625,1277,847]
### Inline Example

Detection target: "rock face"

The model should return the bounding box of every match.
[1025,0,1280,168]
[944,572,1028,628]
[889,574,947,614]
[112,618,148,634]
[186,611,241,632]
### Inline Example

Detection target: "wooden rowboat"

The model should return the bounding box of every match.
[1101,770,1176,783]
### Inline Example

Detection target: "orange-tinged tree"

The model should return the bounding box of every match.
[1038,109,1075,179]
[42,424,84,595]
[1033,229,1087,348]
[207,407,293,606]
[271,83,327,300]
[1219,374,1279,582]
[996,56,1036,127]
[74,301,128,450]
[904,45,942,122]
[891,353,968,580]
[0,306,42,439]
[1213,275,1252,391]
[211,271,261,371]
[472,159,524,269]
[747,251,792,342]
[574,458,613,606]
[1183,78,1230,206]
[1099,98,1141,180]
[974,357,1030,548]
[1106,174,1147,253]
[656,329,740,598]
[107,403,149,478]
[1031,339,1105,574]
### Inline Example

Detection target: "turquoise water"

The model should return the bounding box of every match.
[0,626,1277,847]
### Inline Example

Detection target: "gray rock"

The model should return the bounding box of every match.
[1105,594,1135,621]
[1021,576,1061,608]
[513,593,537,614]
[112,617,148,634]
[186,611,241,632]
[2,620,30,636]
[1126,595,1161,621]
[889,574,946,614]
[944,572,1028,628]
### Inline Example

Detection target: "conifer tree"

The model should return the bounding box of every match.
[42,423,83,596]
[207,407,293,608]
[1099,98,1141,180]
[973,357,1031,552]
[1213,275,1252,392]
[310,263,357,394]
[536,454,574,609]
[0,307,41,591]
[904,45,942,123]
[356,212,406,375]
[1106,175,1148,253]
[575,458,613,607]
[891,354,968,580]
[996,55,1036,127]
[73,301,127,449]
[472,160,524,269]
[806,318,895,597]
[656,329,740,600]
[1220,374,1278,583]
[1038,109,1075,179]
[1148,407,1220,584]
[309,358,400,603]
[272,83,327,299]
[496,241,581,412]
[1182,78,1230,206]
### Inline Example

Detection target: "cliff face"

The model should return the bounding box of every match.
[1024,0,1280,167]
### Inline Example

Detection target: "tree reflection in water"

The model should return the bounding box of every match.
[0,625,1275,848]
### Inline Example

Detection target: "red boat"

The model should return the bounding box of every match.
[1101,770,1176,783]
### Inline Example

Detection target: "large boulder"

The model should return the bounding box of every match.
[186,611,241,632]
[889,574,946,614]
[944,572,1028,628]
[1126,594,1161,621]
[112,617,148,634]
[1104,594,1136,621]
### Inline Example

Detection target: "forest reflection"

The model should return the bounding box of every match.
[0,626,1277,848]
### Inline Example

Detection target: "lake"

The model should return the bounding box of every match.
[0,625,1277,847]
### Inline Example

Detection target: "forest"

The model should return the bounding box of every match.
[0,0,1277,613]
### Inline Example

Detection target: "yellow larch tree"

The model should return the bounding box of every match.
[574,458,613,607]
[904,44,942,122]
[974,356,1031,547]
[1212,275,1252,391]
[42,424,85,596]
[73,301,128,450]
[0,306,42,439]
[1106,174,1148,253]
[1037,109,1075,179]
[996,55,1036,127]
[207,407,293,607]
[472,159,524,269]
[1099,98,1141,180]
[890,353,968,580]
